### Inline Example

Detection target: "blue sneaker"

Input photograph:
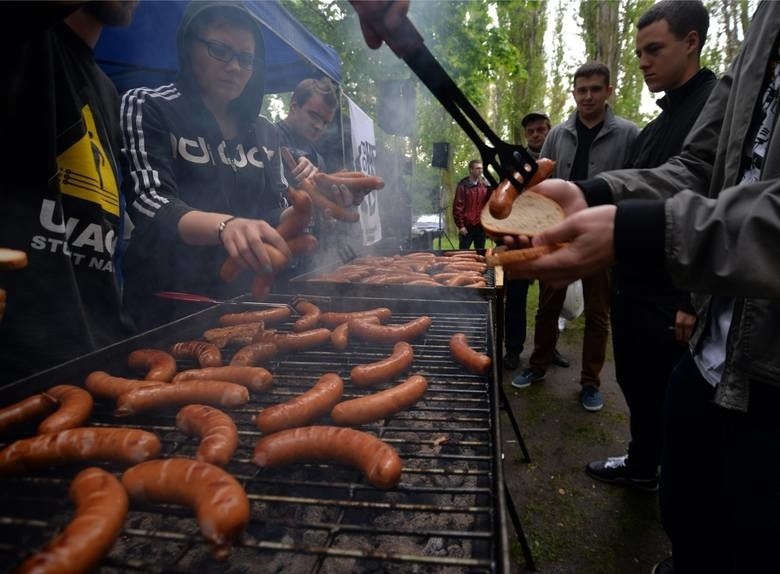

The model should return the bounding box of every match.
[511,368,545,389]
[580,384,603,411]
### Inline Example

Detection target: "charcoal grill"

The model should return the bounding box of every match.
[0,294,525,573]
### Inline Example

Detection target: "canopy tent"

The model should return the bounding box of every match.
[95,0,341,95]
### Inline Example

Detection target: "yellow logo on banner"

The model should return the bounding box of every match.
[57,105,120,216]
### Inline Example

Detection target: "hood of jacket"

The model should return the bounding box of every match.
[176,0,266,126]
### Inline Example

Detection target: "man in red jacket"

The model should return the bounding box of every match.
[452,160,491,249]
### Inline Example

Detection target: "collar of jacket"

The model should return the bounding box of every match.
[657,68,717,112]
[563,105,617,137]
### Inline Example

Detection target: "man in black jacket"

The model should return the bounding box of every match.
[581,0,716,494]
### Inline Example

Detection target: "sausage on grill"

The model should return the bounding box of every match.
[331,374,428,426]
[176,405,238,467]
[0,394,58,436]
[128,349,177,381]
[449,333,492,375]
[350,342,414,387]
[38,385,93,434]
[254,373,343,434]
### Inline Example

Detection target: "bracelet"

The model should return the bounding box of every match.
[217,216,237,243]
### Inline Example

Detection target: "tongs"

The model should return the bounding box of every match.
[154,291,290,308]
[374,13,537,191]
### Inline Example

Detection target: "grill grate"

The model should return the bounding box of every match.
[0,295,508,573]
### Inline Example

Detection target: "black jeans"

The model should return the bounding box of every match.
[661,352,780,573]
[504,278,530,354]
[611,292,684,475]
[458,225,485,250]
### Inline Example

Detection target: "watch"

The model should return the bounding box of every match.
[217,216,237,242]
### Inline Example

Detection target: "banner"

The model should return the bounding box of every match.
[347,97,382,245]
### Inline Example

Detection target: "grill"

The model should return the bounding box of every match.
[0,294,515,573]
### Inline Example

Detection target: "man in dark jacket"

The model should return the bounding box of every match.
[583,0,716,494]
[452,160,491,250]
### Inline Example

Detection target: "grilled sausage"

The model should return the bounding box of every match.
[488,157,556,219]
[254,373,344,434]
[38,385,93,435]
[115,381,249,417]
[218,307,291,327]
[230,342,278,367]
[0,427,161,475]
[0,394,58,436]
[348,316,432,344]
[286,234,319,257]
[330,374,428,426]
[176,405,238,467]
[276,187,313,240]
[331,322,350,351]
[127,349,177,382]
[122,458,250,560]
[449,333,492,375]
[253,425,402,489]
[173,366,273,392]
[84,371,162,401]
[312,172,385,192]
[170,341,222,368]
[14,467,128,574]
[203,322,264,348]
[318,308,392,328]
[292,300,321,332]
[256,328,332,354]
[350,342,414,387]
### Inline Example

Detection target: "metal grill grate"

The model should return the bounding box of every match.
[0,295,507,573]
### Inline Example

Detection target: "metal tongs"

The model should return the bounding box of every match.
[374,13,538,191]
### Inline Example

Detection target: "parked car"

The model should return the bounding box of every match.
[411,214,440,237]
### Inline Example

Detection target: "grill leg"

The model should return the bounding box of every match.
[500,385,531,462]
[504,481,537,571]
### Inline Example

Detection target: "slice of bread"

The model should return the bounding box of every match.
[481,190,564,236]
[0,248,28,270]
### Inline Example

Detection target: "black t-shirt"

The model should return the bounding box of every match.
[0,18,134,385]
[569,116,604,181]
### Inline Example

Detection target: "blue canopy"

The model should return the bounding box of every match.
[96,0,341,95]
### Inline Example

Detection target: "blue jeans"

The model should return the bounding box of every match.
[661,352,780,572]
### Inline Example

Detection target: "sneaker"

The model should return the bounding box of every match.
[580,384,603,411]
[511,368,545,389]
[503,351,520,370]
[650,556,674,574]
[585,455,659,492]
[552,348,570,368]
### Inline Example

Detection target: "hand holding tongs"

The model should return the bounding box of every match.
[351,1,538,193]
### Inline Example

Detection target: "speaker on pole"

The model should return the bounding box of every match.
[377,79,416,136]
[431,142,450,169]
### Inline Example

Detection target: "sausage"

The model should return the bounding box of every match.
[219,306,291,327]
[488,157,556,219]
[292,300,321,332]
[173,366,273,392]
[0,427,161,475]
[0,394,58,436]
[121,458,250,560]
[449,333,492,375]
[115,381,249,417]
[170,341,222,368]
[176,405,238,467]
[256,328,332,354]
[350,342,414,387]
[84,371,161,401]
[313,172,385,192]
[230,342,278,366]
[38,385,94,435]
[15,467,128,574]
[484,244,564,268]
[276,187,313,240]
[348,316,432,344]
[219,256,245,283]
[252,425,402,489]
[331,322,350,351]
[251,273,274,298]
[319,307,392,328]
[203,322,264,348]
[128,349,177,381]
[254,373,344,434]
[330,374,428,426]
[286,234,319,257]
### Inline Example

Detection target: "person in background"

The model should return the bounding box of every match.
[585,0,715,496]
[452,160,491,250]
[0,1,139,385]
[511,62,639,414]
[503,111,569,371]
[504,2,780,570]
[120,1,293,330]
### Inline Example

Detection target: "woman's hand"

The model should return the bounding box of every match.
[219,218,291,275]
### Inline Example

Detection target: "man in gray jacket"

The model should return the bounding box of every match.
[505,2,780,571]
[512,62,638,414]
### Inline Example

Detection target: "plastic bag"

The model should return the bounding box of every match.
[560,279,584,321]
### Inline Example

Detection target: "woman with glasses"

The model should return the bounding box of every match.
[120,1,307,329]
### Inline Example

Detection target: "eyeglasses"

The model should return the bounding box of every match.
[195,37,254,71]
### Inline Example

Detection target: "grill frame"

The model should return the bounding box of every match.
[0,294,510,573]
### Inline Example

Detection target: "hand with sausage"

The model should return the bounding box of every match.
[289,154,319,184]
[15,467,128,574]
[122,458,250,560]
